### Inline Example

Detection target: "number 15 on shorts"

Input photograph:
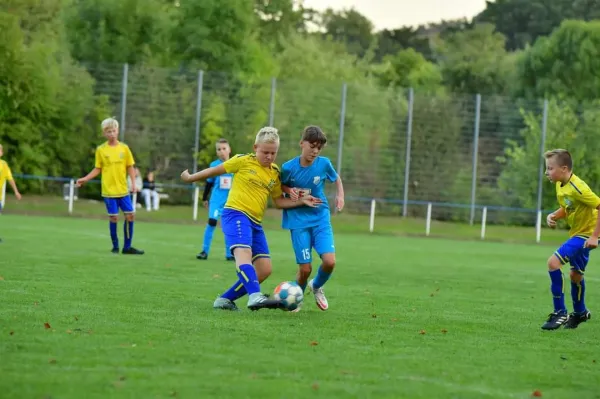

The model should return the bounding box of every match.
[302,248,311,261]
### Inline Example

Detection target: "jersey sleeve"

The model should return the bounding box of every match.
[125,146,135,167]
[575,182,600,209]
[270,166,283,199]
[94,147,102,169]
[4,162,13,181]
[325,158,339,182]
[223,154,246,174]
[280,163,291,185]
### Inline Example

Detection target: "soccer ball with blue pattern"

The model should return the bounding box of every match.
[273,281,304,311]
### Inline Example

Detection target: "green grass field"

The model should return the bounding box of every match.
[1,210,600,398]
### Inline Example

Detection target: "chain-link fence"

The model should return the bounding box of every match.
[7,62,586,230]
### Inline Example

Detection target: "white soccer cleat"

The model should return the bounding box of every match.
[308,279,328,311]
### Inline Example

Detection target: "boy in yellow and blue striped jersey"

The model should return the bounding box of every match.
[542,149,600,330]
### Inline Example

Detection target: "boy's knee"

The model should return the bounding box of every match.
[321,254,336,272]
[126,213,135,222]
[570,270,583,283]
[547,254,562,271]
[109,216,118,223]
[298,263,312,278]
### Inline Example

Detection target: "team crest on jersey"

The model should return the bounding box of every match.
[564,197,573,210]
[313,176,321,185]
[267,179,276,190]
[120,152,124,159]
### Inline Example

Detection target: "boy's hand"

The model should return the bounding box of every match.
[181,170,191,183]
[289,188,299,201]
[301,195,323,208]
[585,236,598,249]
[335,195,345,211]
[203,201,208,208]
[76,178,86,187]
[546,213,557,228]
[15,192,22,200]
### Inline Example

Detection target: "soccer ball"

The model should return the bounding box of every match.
[273,281,304,311]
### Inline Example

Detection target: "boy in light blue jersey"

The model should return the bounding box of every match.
[197,139,234,261]
[281,126,345,311]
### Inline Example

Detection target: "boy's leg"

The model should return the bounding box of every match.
[142,189,151,211]
[152,191,160,211]
[308,224,336,311]
[198,207,218,259]
[291,229,313,292]
[214,211,281,310]
[565,247,592,329]
[542,238,581,330]
[119,196,144,255]
[104,198,120,253]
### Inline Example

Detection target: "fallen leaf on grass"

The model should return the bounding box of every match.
[0,276,4,280]
[9,331,14,336]
[371,314,377,318]
[212,274,221,279]
[44,322,51,329]
[593,360,596,363]
[119,376,126,381]
[74,316,79,321]
[419,330,426,335]
[311,382,319,390]
[169,391,178,397]
[531,390,542,397]
[441,329,448,334]
[66,330,72,334]
[34,302,39,306]
[391,318,398,322]
[49,359,57,364]
[310,341,319,346]
[560,356,567,361]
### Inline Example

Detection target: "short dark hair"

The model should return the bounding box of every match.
[544,149,573,170]
[216,138,229,145]
[301,126,327,147]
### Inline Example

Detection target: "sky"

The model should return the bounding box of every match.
[302,0,488,30]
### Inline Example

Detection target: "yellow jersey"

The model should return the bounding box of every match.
[222,154,283,224]
[0,160,14,201]
[556,174,600,237]
[94,142,135,198]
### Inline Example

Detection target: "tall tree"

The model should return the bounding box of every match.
[320,8,375,59]
[517,20,600,102]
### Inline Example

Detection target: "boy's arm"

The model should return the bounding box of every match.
[181,165,226,183]
[281,185,299,201]
[127,166,136,192]
[334,176,345,211]
[272,195,322,209]
[8,179,21,200]
[585,205,600,249]
[76,168,101,187]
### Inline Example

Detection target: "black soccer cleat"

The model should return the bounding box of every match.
[247,293,287,311]
[111,248,119,254]
[122,247,145,255]
[564,311,591,329]
[226,256,235,262]
[541,311,569,330]
[196,251,208,260]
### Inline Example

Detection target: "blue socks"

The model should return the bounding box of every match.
[221,280,247,301]
[571,278,586,314]
[236,264,260,296]
[202,224,215,254]
[123,220,134,250]
[109,222,119,249]
[549,270,566,312]
[312,265,332,290]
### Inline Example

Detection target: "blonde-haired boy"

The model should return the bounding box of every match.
[181,127,322,311]
[77,118,144,255]
[0,144,22,242]
[542,149,600,329]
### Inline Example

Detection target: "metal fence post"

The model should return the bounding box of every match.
[193,70,204,174]
[402,88,414,218]
[268,77,276,126]
[469,94,482,225]
[334,83,347,215]
[119,63,129,141]
[536,99,549,243]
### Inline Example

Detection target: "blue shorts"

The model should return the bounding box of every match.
[290,224,335,264]
[104,196,134,216]
[221,208,270,261]
[554,236,594,274]
[208,203,224,220]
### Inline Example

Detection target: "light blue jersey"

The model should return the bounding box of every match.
[207,159,233,212]
[281,156,338,230]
